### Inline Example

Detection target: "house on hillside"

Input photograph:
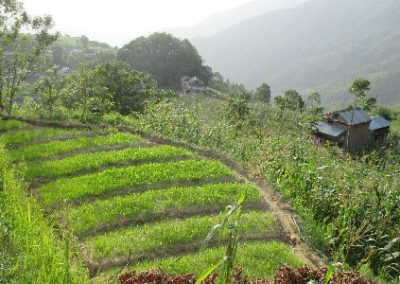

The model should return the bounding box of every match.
[314,108,390,153]
[181,76,206,94]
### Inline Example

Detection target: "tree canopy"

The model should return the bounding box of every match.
[0,0,58,114]
[118,32,212,90]
[349,78,376,111]
[254,83,271,103]
[274,89,305,111]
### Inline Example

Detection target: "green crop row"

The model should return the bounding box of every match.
[85,211,275,263]
[0,119,27,133]
[10,132,143,161]
[25,145,194,180]
[40,159,234,206]
[58,183,261,233]
[0,144,88,283]
[93,241,301,282]
[0,127,83,146]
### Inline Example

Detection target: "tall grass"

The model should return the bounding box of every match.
[138,98,400,279]
[0,144,88,283]
[0,119,27,133]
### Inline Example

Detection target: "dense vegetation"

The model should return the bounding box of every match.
[1,121,300,283]
[135,96,400,281]
[1,0,400,283]
[193,0,400,106]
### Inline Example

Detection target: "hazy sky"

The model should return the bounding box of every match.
[22,0,254,46]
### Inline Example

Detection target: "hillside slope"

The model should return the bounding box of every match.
[193,0,400,106]
[166,0,306,39]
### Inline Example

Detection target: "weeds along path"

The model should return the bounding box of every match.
[1,117,321,281]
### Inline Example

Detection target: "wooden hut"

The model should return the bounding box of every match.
[314,108,390,153]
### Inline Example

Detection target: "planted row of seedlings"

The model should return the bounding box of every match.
[1,120,301,282]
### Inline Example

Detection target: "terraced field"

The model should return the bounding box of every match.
[0,119,303,282]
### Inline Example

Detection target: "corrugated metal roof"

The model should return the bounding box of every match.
[338,109,371,125]
[315,121,346,138]
[369,115,390,130]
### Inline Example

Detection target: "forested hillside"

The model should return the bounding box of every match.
[193,0,400,106]
[166,0,306,39]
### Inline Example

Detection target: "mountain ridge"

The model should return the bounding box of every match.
[165,0,307,39]
[192,0,400,106]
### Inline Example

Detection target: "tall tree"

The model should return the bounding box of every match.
[274,89,305,111]
[0,0,58,114]
[284,89,305,111]
[349,78,376,111]
[254,83,271,103]
[61,65,112,122]
[118,32,212,89]
[306,92,323,115]
[93,62,174,114]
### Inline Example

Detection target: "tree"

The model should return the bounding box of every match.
[61,65,112,122]
[80,35,89,49]
[93,62,175,114]
[118,32,212,89]
[34,67,62,119]
[306,92,323,115]
[349,78,376,111]
[274,89,305,111]
[0,0,58,114]
[254,83,271,103]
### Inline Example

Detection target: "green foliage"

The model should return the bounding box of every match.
[373,107,397,121]
[197,196,245,284]
[349,78,376,111]
[60,65,113,122]
[61,183,261,234]
[306,92,324,115]
[9,131,142,161]
[254,83,271,104]
[92,62,176,114]
[25,145,193,180]
[85,211,274,263]
[0,144,88,283]
[34,67,64,120]
[50,34,117,71]
[58,63,176,120]
[105,242,301,281]
[0,119,27,133]
[0,0,58,114]
[225,97,251,124]
[1,127,78,146]
[118,32,212,89]
[274,89,305,111]
[40,159,234,206]
[137,96,400,280]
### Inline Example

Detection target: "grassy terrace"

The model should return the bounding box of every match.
[39,159,235,206]
[56,183,262,234]
[94,241,301,282]
[25,145,194,180]
[0,119,27,132]
[9,132,143,161]
[85,211,276,263]
[0,122,300,281]
[0,127,84,146]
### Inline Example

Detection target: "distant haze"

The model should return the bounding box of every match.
[21,0,259,46]
[165,0,308,39]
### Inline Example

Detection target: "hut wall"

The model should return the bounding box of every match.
[345,123,372,153]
